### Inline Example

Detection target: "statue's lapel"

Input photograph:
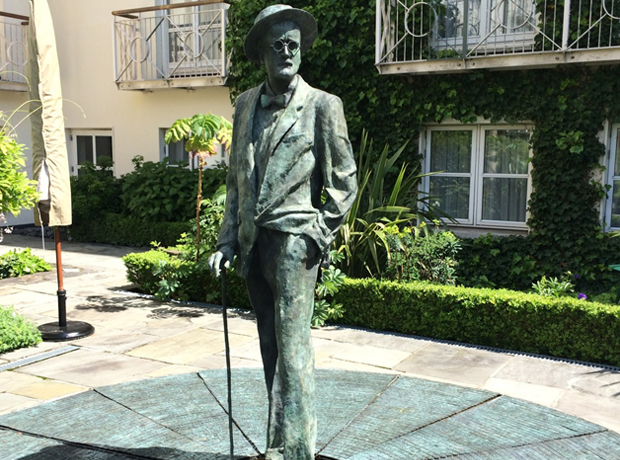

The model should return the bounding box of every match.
[238,84,263,193]
[267,76,311,158]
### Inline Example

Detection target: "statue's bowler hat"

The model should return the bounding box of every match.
[245,5,317,64]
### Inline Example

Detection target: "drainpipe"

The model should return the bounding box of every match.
[562,0,571,50]
[462,0,469,58]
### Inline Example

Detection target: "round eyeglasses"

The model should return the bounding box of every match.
[270,39,300,55]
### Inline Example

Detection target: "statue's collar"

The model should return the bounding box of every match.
[262,75,299,108]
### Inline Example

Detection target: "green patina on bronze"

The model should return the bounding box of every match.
[1,369,620,459]
[208,5,357,460]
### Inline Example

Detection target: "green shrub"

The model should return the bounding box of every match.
[335,278,620,366]
[70,213,188,248]
[0,248,51,279]
[383,224,460,285]
[120,157,227,223]
[123,250,173,294]
[0,306,42,353]
[70,159,122,224]
[456,233,620,295]
[313,251,347,327]
[120,157,199,223]
[174,196,225,262]
[123,247,348,326]
[122,249,251,309]
[531,274,575,298]
[0,130,38,220]
[456,234,541,290]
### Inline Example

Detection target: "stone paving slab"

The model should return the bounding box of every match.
[482,377,565,407]
[9,380,88,400]
[556,389,620,434]
[1,369,619,460]
[0,393,38,415]
[16,348,168,387]
[72,327,160,354]
[394,342,514,387]
[127,328,256,365]
[493,354,620,398]
[330,343,411,369]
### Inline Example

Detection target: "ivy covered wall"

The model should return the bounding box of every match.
[226,0,620,289]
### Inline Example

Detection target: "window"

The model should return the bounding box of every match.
[424,125,531,228]
[436,0,536,52]
[160,128,189,166]
[159,128,226,169]
[69,130,113,175]
[605,124,620,229]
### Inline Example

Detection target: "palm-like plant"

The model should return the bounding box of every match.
[336,131,442,278]
[165,114,232,260]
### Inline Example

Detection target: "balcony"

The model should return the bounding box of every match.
[0,12,28,91]
[376,0,620,74]
[112,1,229,91]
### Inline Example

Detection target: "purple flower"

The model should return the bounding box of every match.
[578,293,587,300]
[573,274,580,279]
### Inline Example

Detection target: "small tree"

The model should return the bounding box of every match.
[0,117,39,239]
[165,114,232,260]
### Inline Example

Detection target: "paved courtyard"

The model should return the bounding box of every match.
[0,233,619,458]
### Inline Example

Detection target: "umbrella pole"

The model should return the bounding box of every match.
[38,228,95,341]
[55,227,66,327]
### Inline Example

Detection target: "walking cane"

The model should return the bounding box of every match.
[221,261,234,460]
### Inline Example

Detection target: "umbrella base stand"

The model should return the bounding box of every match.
[39,320,95,342]
[39,288,95,342]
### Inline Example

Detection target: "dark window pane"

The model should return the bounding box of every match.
[95,136,113,164]
[430,176,470,219]
[77,136,93,165]
[615,130,620,177]
[611,181,620,227]
[430,131,472,173]
[482,177,528,222]
[168,140,189,164]
[484,129,530,174]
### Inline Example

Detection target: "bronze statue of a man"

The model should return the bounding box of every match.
[208,5,357,459]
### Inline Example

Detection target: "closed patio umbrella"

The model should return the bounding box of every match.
[28,0,93,341]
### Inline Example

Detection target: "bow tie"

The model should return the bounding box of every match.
[261,93,289,108]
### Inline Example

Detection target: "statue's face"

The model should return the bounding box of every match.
[261,21,301,85]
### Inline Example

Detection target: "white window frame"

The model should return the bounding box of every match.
[67,129,114,176]
[423,123,532,229]
[159,127,227,170]
[604,123,620,231]
[434,0,537,52]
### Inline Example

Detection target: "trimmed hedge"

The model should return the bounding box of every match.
[122,250,251,309]
[70,213,188,248]
[334,278,620,366]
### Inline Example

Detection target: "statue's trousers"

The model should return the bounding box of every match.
[245,228,320,460]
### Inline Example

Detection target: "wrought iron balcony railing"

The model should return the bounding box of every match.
[0,12,29,91]
[112,1,229,90]
[376,0,620,74]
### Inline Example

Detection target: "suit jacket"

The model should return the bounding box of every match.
[216,76,357,277]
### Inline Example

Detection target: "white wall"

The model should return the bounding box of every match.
[48,0,234,176]
[1,0,234,226]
